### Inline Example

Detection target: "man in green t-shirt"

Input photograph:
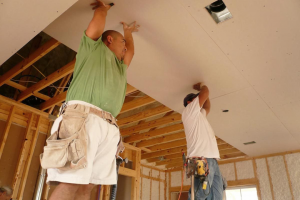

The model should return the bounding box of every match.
[45,1,139,199]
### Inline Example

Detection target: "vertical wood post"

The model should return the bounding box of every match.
[18,115,42,200]
[0,105,16,159]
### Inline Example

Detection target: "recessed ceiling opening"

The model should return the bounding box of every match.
[206,0,233,24]
[243,141,256,145]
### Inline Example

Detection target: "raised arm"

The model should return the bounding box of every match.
[193,83,209,109]
[86,1,113,41]
[121,22,140,67]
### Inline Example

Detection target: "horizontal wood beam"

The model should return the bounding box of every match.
[6,80,51,101]
[0,39,60,87]
[166,162,184,169]
[40,91,67,111]
[0,95,49,118]
[124,123,184,143]
[220,148,241,156]
[227,178,258,187]
[136,132,186,148]
[119,166,137,178]
[40,83,136,111]
[120,113,182,137]
[156,158,183,166]
[148,139,187,152]
[170,186,190,192]
[17,59,76,102]
[218,143,234,151]
[220,152,246,160]
[119,96,156,114]
[118,105,171,128]
[142,146,187,160]
[147,153,184,163]
[126,84,138,95]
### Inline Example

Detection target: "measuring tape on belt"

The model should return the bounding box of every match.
[185,157,210,190]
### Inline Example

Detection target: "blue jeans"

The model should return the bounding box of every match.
[188,158,223,200]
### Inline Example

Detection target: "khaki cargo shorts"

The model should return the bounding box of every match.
[45,100,120,185]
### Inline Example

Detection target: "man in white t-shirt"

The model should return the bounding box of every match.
[182,83,223,200]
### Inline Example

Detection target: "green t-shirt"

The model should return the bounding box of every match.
[66,31,127,117]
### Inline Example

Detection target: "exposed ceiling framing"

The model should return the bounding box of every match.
[0,34,247,169]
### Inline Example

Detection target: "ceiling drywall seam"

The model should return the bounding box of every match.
[177,0,300,146]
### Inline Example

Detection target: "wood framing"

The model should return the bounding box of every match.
[227,178,258,187]
[11,113,34,199]
[119,96,156,114]
[136,132,186,148]
[0,105,16,159]
[142,146,187,160]
[18,115,42,200]
[121,113,182,137]
[124,123,184,143]
[0,39,60,87]
[17,59,76,102]
[148,139,186,152]
[283,155,295,200]
[118,105,171,127]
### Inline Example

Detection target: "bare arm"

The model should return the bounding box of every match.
[121,22,140,67]
[202,98,211,115]
[86,1,113,41]
[193,82,209,108]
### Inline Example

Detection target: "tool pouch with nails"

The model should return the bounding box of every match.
[40,104,89,170]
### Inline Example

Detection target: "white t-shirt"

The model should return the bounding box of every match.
[182,96,220,159]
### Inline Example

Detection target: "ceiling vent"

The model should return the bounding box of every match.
[206,0,232,23]
[243,141,256,145]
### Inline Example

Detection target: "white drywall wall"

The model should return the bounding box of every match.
[142,178,151,200]
[219,163,235,181]
[160,182,165,200]
[236,160,254,180]
[255,158,272,200]
[171,171,182,187]
[151,180,160,200]
[152,169,159,179]
[142,166,151,176]
[267,156,292,200]
[285,153,300,200]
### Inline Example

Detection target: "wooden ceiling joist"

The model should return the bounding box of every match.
[119,96,156,114]
[120,113,182,137]
[141,146,187,160]
[40,91,67,111]
[218,144,235,151]
[124,123,184,143]
[17,59,76,102]
[40,83,137,111]
[6,80,51,101]
[147,153,184,163]
[147,139,187,152]
[156,158,183,166]
[0,39,60,87]
[220,148,242,156]
[118,105,171,128]
[136,132,186,148]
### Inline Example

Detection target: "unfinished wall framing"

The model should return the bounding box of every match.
[140,164,166,200]
[167,150,300,200]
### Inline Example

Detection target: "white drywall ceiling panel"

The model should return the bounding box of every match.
[44,0,249,113]
[182,0,300,108]
[272,100,300,144]
[0,0,78,65]
[42,0,300,156]
[208,87,300,156]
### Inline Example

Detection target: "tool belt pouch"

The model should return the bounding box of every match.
[40,106,88,170]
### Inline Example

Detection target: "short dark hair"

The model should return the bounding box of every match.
[101,30,122,42]
[183,93,199,107]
